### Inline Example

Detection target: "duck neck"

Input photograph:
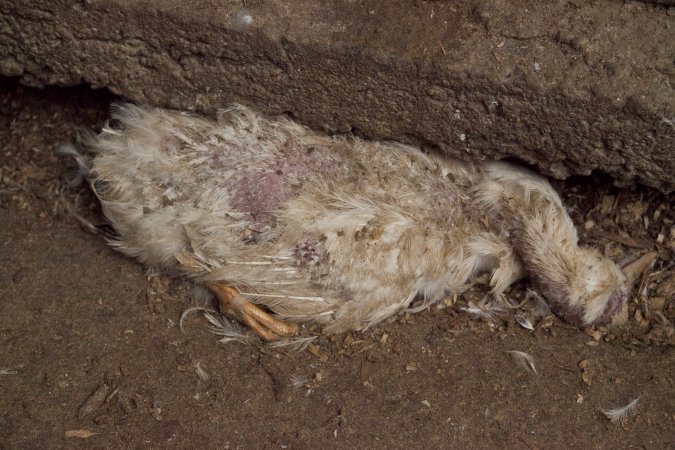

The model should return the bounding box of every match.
[504,204,583,323]
[474,169,584,324]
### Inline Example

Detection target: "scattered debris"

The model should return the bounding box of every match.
[405,362,419,372]
[461,300,506,319]
[65,429,98,438]
[438,40,447,56]
[105,387,119,403]
[585,328,604,341]
[307,343,329,362]
[146,275,171,314]
[78,384,110,420]
[151,401,163,421]
[578,359,593,386]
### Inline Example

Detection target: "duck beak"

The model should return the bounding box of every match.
[620,251,658,287]
[603,251,657,327]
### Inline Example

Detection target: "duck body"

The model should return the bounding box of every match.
[86,104,631,334]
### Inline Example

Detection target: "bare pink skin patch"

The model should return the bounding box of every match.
[224,139,341,223]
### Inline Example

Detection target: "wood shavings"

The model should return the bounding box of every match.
[600,195,615,215]
[307,343,329,362]
[65,430,98,438]
[578,359,593,386]
[78,384,109,420]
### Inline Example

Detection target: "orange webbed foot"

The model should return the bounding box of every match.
[208,284,299,341]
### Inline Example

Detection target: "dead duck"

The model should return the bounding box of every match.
[69,103,654,340]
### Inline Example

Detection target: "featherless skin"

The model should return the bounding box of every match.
[80,103,648,338]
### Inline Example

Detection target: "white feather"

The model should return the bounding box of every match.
[267,336,316,352]
[515,313,534,331]
[203,312,249,343]
[506,350,537,374]
[290,374,310,388]
[193,361,209,381]
[602,398,640,423]
[179,306,216,333]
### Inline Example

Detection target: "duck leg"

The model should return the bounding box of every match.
[208,283,299,341]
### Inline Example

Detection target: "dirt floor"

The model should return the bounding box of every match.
[0,79,673,449]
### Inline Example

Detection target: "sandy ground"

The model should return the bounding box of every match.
[0,79,673,449]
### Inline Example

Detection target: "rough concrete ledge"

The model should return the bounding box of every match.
[1,0,673,190]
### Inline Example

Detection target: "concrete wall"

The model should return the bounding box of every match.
[1,0,673,190]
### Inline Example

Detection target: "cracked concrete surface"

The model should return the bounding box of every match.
[1,0,674,190]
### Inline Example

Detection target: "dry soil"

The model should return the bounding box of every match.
[0,80,673,449]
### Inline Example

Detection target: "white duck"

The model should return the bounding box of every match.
[74,104,652,340]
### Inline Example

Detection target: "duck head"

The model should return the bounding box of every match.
[535,250,656,327]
